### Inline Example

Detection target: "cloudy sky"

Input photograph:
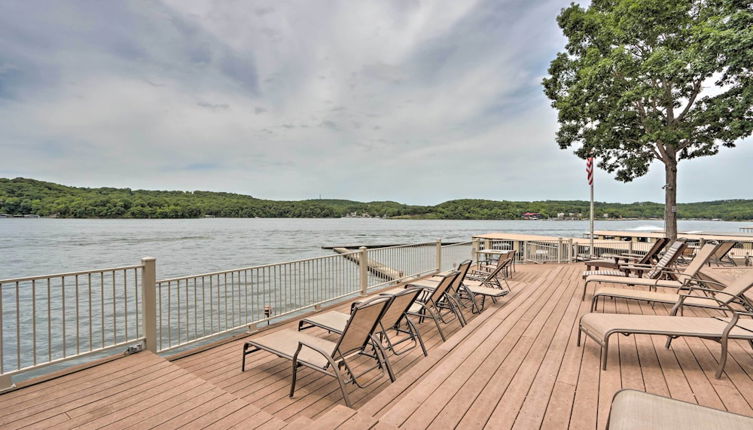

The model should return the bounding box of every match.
[0,0,750,205]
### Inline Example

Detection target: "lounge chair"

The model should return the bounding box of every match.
[581,239,684,281]
[581,241,707,300]
[241,295,393,407]
[606,389,753,429]
[410,259,510,313]
[298,287,428,357]
[590,265,753,313]
[474,250,515,278]
[708,241,739,266]
[409,260,476,316]
[584,237,669,272]
[578,307,753,378]
[405,271,462,342]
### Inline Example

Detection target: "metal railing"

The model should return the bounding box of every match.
[364,242,438,291]
[1,237,558,389]
[572,240,652,261]
[473,237,658,264]
[0,264,145,385]
[155,251,362,353]
[440,241,474,271]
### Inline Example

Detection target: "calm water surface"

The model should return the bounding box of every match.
[1,218,750,280]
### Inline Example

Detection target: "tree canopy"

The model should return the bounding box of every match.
[543,0,753,237]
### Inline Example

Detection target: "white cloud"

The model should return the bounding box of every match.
[0,0,750,204]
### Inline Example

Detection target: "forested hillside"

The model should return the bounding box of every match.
[1,178,751,220]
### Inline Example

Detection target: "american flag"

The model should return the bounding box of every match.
[586,157,593,186]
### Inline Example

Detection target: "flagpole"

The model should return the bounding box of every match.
[590,177,594,258]
[587,157,594,258]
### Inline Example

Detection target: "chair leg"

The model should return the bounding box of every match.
[425,307,446,341]
[716,338,729,379]
[407,318,428,357]
[335,369,353,408]
[289,361,299,398]
[370,335,396,382]
[602,341,609,370]
[446,295,466,326]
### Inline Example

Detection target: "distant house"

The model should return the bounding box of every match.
[522,212,542,220]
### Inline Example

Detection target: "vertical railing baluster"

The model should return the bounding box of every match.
[62,276,66,357]
[124,270,128,341]
[216,274,221,331]
[32,279,37,366]
[88,273,92,351]
[75,274,80,354]
[193,278,198,339]
[0,282,4,374]
[176,279,181,345]
[111,271,116,346]
[134,268,139,339]
[223,273,228,330]
[167,280,172,348]
[201,277,206,336]
[244,270,248,324]
[209,276,213,333]
[15,281,20,369]
[185,279,189,344]
[100,272,104,348]
[47,278,51,362]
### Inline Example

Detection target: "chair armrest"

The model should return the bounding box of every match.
[293,340,340,370]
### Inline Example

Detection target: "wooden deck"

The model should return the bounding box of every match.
[2,263,753,429]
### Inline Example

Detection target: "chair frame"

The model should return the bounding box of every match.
[241,295,393,407]
[578,294,753,379]
[298,287,429,357]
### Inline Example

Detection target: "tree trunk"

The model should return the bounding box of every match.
[664,157,678,240]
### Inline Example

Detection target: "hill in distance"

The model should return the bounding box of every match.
[1,177,752,220]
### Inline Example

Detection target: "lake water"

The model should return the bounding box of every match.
[2,218,751,280]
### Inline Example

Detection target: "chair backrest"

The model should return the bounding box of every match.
[680,243,720,278]
[646,240,687,279]
[639,237,669,265]
[428,271,460,304]
[712,241,737,262]
[335,295,391,357]
[452,260,473,292]
[719,269,753,305]
[379,287,423,329]
[482,255,511,282]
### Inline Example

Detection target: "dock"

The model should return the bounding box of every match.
[3,263,753,429]
[332,247,403,280]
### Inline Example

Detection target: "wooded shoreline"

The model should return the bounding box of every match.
[2,177,753,221]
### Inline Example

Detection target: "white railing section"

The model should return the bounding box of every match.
[364,242,438,291]
[572,240,652,261]
[155,251,362,353]
[0,264,144,382]
[474,238,657,263]
[440,242,474,271]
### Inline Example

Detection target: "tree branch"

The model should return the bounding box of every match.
[677,80,702,121]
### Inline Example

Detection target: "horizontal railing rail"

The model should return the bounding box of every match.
[364,242,438,291]
[0,264,145,383]
[155,250,363,353]
[440,241,474,271]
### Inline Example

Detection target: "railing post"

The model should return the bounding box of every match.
[472,238,480,264]
[628,240,634,254]
[568,239,574,261]
[557,238,563,263]
[141,257,158,353]
[435,239,442,271]
[359,247,368,296]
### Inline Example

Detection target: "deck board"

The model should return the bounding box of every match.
[3,262,753,429]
